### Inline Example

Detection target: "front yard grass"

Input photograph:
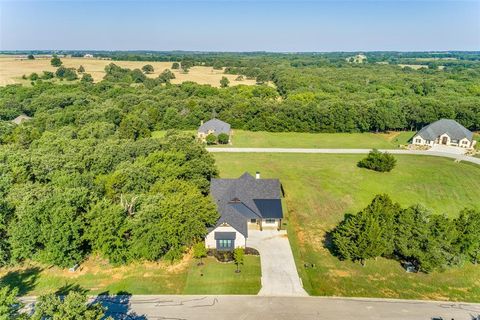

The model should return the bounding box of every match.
[152,130,414,149]
[0,255,261,296]
[184,256,261,294]
[221,130,414,149]
[214,153,480,302]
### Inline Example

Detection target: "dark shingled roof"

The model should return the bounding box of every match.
[416,119,473,141]
[198,118,231,136]
[210,172,283,237]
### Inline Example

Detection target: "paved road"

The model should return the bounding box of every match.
[21,295,480,319]
[207,147,480,165]
[248,229,307,296]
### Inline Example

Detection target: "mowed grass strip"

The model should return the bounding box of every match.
[214,153,480,301]
[215,130,414,149]
[184,256,261,294]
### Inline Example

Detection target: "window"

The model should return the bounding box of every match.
[218,239,233,249]
[265,218,276,224]
[426,140,430,144]
[415,138,421,143]
[250,219,257,223]
[462,140,468,144]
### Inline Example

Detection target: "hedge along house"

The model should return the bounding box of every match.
[197,118,231,143]
[205,172,284,251]
[412,119,476,149]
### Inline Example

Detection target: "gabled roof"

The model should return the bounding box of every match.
[415,119,473,141]
[210,172,283,237]
[198,118,231,135]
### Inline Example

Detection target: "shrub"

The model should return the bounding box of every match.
[206,133,217,145]
[358,149,396,172]
[220,76,230,88]
[142,64,154,74]
[29,73,39,81]
[42,71,55,80]
[217,133,229,144]
[50,55,62,67]
[193,242,207,265]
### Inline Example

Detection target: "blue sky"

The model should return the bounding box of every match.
[1,0,479,51]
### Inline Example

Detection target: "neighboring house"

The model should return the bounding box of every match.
[197,118,231,142]
[84,54,94,58]
[412,119,476,149]
[11,114,32,125]
[205,172,284,251]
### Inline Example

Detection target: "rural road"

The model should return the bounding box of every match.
[207,147,480,165]
[20,295,480,319]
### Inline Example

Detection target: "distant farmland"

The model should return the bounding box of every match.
[0,56,257,87]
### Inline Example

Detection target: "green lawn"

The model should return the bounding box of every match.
[0,255,261,296]
[221,130,414,149]
[152,130,414,149]
[214,153,480,301]
[184,256,261,294]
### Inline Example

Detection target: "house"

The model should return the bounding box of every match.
[84,54,94,58]
[412,119,476,149]
[197,118,231,142]
[205,172,284,251]
[11,114,32,125]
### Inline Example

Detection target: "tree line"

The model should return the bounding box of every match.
[332,195,480,272]
[2,58,479,139]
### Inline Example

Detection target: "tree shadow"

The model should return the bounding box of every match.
[55,283,88,296]
[0,267,42,295]
[92,290,147,320]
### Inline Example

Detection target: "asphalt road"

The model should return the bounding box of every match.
[21,295,480,320]
[207,148,480,165]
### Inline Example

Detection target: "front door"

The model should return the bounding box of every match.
[442,136,448,145]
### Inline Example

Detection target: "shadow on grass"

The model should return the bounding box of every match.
[55,283,88,296]
[0,267,42,295]
[92,290,147,320]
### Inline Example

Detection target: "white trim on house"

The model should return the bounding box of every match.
[205,224,246,250]
[412,133,475,149]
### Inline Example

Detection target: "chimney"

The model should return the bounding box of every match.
[200,120,204,126]
[256,172,260,180]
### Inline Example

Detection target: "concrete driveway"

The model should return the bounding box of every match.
[247,229,308,296]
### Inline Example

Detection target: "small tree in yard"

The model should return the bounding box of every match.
[217,133,229,144]
[220,76,230,88]
[193,242,207,266]
[234,248,244,273]
[27,54,35,60]
[206,133,217,145]
[171,62,180,69]
[357,149,396,172]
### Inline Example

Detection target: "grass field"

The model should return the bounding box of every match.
[184,256,261,294]
[0,255,261,296]
[220,130,414,148]
[0,56,257,87]
[214,153,480,301]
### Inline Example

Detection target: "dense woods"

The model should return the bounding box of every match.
[0,102,218,267]
[332,195,480,272]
